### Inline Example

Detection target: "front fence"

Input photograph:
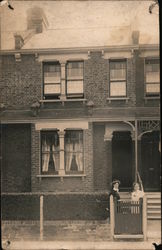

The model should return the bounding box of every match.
[110,195,147,240]
[2,192,109,240]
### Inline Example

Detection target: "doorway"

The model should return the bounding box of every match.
[141,131,160,191]
[112,131,133,191]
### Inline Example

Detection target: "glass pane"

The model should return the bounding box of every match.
[110,69,126,80]
[146,83,160,94]
[67,80,83,94]
[44,64,61,73]
[65,130,83,172]
[146,59,159,72]
[44,75,61,84]
[146,72,160,83]
[44,84,61,94]
[67,62,83,78]
[110,81,126,96]
[41,131,60,173]
[110,61,126,70]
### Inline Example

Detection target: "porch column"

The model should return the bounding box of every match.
[60,60,66,100]
[58,130,65,175]
[104,131,113,186]
[131,131,136,183]
[135,120,138,182]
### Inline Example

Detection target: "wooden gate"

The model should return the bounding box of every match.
[110,195,147,240]
[114,200,142,234]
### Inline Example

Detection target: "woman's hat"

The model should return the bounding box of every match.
[111,180,121,186]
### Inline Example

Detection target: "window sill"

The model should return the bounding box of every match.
[37,174,86,181]
[39,98,87,106]
[106,97,129,103]
[144,96,160,103]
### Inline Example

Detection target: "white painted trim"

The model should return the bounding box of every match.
[103,51,133,59]
[139,50,159,58]
[35,120,89,131]
[38,53,89,62]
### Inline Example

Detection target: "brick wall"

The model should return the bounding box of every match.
[0,51,159,111]
[0,55,42,109]
[31,123,94,192]
[84,52,136,108]
[2,124,31,192]
[93,124,112,191]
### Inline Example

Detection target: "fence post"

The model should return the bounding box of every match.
[110,195,114,240]
[40,195,44,240]
[143,195,147,241]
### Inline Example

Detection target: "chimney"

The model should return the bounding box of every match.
[14,34,24,50]
[132,31,140,45]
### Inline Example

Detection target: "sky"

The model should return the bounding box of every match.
[0,0,159,50]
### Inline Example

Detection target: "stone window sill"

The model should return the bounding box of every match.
[39,98,87,106]
[107,97,129,103]
[36,174,86,181]
[144,96,160,103]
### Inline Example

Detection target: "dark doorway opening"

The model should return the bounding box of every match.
[141,131,160,192]
[112,131,133,191]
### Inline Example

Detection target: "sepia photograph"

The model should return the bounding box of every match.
[0,0,161,249]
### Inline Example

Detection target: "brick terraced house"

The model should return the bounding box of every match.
[0,1,161,222]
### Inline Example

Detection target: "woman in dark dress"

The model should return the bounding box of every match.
[109,179,121,201]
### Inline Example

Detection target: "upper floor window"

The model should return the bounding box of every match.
[145,59,160,96]
[65,130,83,173]
[41,131,60,174]
[109,60,127,97]
[43,62,61,99]
[66,61,84,98]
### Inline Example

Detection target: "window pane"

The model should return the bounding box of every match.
[67,62,83,78]
[146,83,160,94]
[146,59,159,72]
[44,75,61,84]
[146,72,160,83]
[44,84,61,94]
[44,64,61,73]
[110,69,126,80]
[110,81,126,96]
[41,131,60,173]
[67,80,83,94]
[65,131,83,172]
[110,61,126,80]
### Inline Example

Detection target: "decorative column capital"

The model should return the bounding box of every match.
[131,131,135,140]
[58,130,65,137]
[104,132,113,141]
[59,60,67,65]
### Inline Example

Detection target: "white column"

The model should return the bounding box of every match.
[58,130,65,175]
[60,60,66,100]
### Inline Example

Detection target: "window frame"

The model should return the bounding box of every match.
[66,61,84,99]
[43,61,61,100]
[109,59,127,98]
[64,129,84,174]
[144,57,160,97]
[41,130,60,175]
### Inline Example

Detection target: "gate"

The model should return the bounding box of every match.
[110,195,147,240]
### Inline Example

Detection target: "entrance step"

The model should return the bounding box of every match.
[120,192,161,220]
[145,193,161,220]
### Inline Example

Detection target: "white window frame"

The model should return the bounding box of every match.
[144,58,160,97]
[66,61,84,99]
[43,62,61,99]
[109,59,127,97]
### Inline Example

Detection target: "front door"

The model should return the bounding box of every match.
[141,131,160,191]
[112,131,133,191]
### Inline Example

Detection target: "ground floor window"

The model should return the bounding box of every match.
[65,130,83,173]
[41,131,60,173]
[41,130,84,174]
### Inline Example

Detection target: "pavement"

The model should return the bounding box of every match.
[1,220,161,250]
